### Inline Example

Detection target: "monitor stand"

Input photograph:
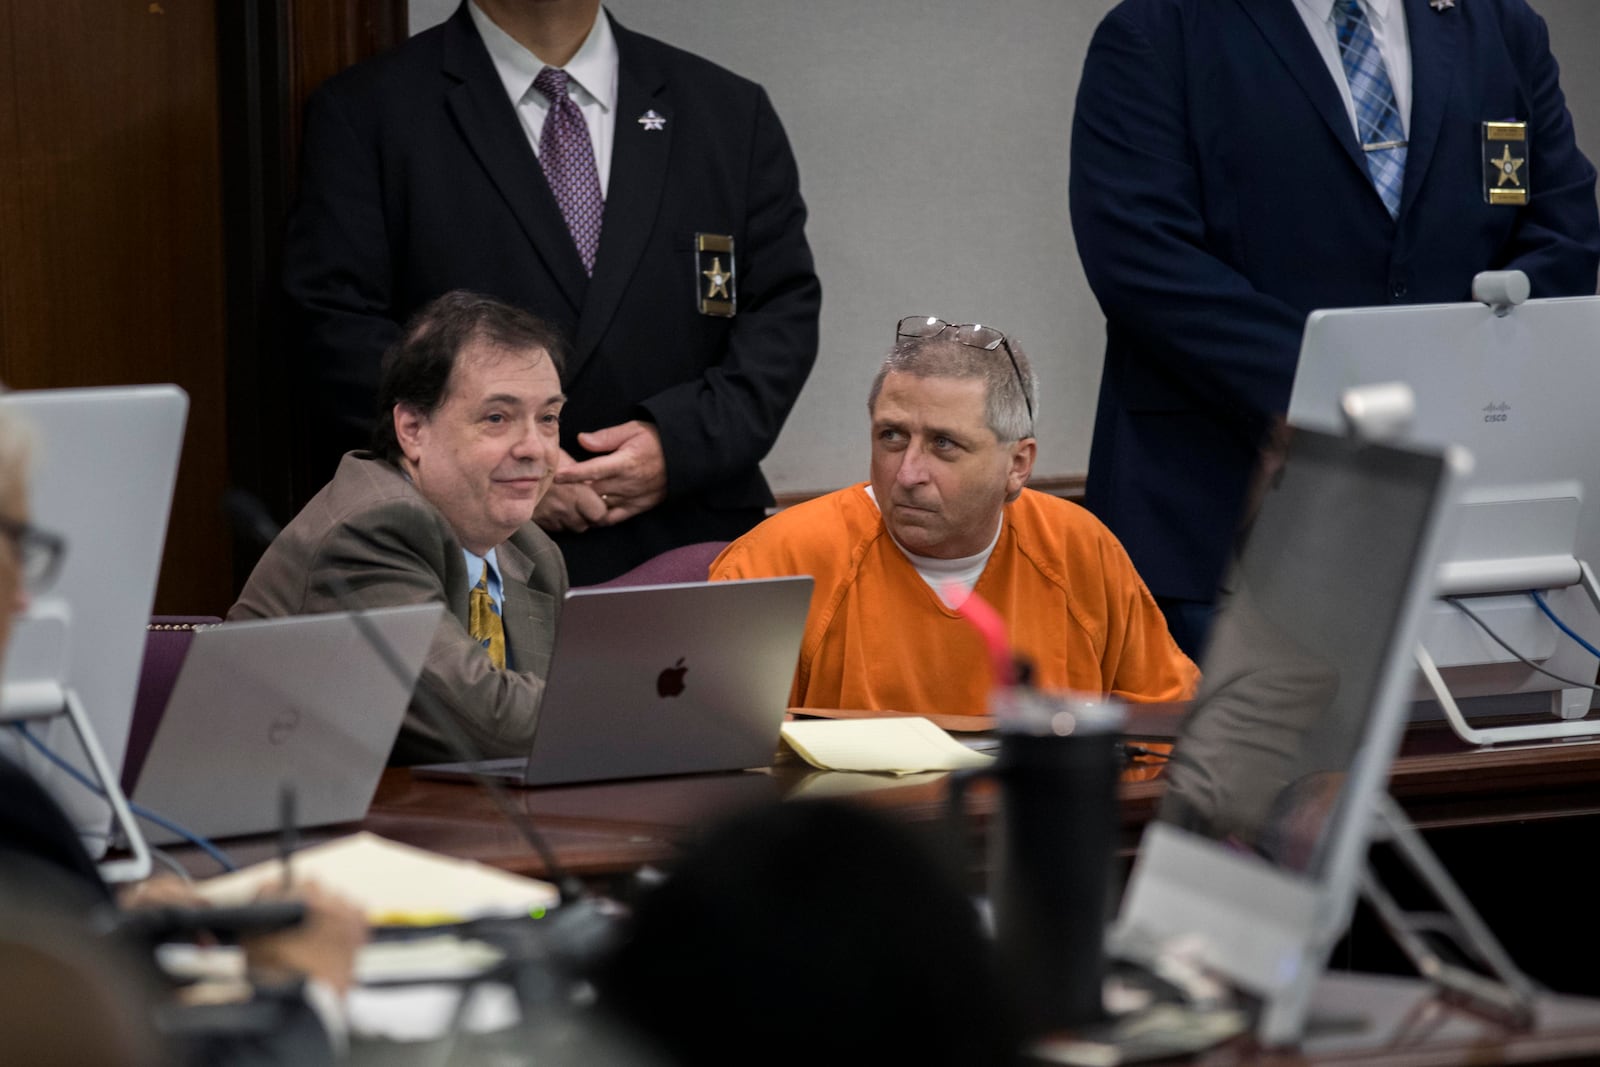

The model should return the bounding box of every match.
[1361,793,1536,1029]
[1417,561,1600,745]
[2,682,152,884]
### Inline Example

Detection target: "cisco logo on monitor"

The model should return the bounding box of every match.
[1483,401,1510,423]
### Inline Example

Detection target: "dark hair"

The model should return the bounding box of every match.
[595,800,1019,1066]
[370,291,569,463]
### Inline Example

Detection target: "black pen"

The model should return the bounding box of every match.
[279,784,297,890]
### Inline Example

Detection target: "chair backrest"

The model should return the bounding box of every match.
[121,616,221,792]
[588,541,730,588]
[0,912,160,1066]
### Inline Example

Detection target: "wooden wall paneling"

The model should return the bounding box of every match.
[0,0,231,615]
[284,0,407,182]
[219,0,406,576]
[0,1,17,363]
[217,0,295,577]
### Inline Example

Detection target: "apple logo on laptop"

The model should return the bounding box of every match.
[657,657,688,698]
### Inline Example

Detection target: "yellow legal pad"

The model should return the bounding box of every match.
[195,831,559,925]
[779,717,995,776]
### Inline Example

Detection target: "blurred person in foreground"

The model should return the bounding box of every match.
[596,800,1019,1066]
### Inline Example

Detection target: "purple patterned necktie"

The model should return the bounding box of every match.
[532,67,604,275]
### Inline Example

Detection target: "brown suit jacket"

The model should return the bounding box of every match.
[230,452,566,764]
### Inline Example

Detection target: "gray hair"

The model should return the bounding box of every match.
[867,332,1039,443]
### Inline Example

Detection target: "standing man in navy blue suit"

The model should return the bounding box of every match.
[284,0,821,585]
[1070,0,1600,656]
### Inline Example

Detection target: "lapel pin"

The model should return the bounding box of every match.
[637,109,666,132]
[1429,0,1455,10]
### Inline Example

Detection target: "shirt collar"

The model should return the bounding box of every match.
[468,2,618,114]
[563,10,618,113]
[463,546,503,598]
[1302,0,1393,28]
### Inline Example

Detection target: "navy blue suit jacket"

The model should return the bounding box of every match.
[283,5,821,584]
[1070,0,1600,605]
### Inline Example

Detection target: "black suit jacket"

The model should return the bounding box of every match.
[1070,0,1600,606]
[283,5,822,584]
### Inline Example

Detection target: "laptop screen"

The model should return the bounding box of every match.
[1158,429,1451,878]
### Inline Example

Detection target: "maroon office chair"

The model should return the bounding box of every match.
[587,541,730,588]
[120,616,221,792]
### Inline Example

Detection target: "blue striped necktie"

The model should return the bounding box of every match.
[1335,0,1407,218]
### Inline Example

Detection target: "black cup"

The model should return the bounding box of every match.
[948,698,1122,1036]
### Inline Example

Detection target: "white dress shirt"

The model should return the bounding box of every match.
[1292,0,1413,138]
[463,547,504,613]
[468,2,619,197]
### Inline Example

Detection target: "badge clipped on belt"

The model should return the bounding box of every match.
[695,233,736,317]
[1483,121,1530,206]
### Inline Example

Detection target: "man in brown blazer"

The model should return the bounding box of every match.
[232,291,569,764]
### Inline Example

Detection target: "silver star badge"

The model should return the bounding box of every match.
[637,109,666,132]
[1429,0,1455,10]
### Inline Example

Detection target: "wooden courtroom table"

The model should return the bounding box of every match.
[335,721,1600,881]
[186,721,1600,1065]
[190,719,1600,898]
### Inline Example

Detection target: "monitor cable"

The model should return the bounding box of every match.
[9,720,238,871]
[1442,595,1600,692]
[1528,589,1600,661]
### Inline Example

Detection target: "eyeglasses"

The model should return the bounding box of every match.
[0,516,67,594]
[895,316,1035,429]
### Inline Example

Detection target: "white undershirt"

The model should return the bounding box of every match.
[468,2,619,198]
[1292,0,1413,139]
[864,485,1003,606]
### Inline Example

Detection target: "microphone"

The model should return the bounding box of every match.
[222,488,590,907]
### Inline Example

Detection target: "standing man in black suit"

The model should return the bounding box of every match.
[284,0,822,584]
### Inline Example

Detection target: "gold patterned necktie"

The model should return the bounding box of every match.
[468,571,506,669]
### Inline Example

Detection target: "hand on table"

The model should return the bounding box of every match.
[117,873,207,911]
[241,881,368,994]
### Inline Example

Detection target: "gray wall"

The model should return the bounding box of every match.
[410,0,1600,496]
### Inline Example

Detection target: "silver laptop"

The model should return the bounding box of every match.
[130,603,444,844]
[430,577,812,787]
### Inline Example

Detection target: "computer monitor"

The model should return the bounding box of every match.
[1287,292,1600,734]
[0,386,188,865]
[1112,427,1464,1045]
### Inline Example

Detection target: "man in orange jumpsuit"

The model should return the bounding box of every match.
[711,316,1198,718]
